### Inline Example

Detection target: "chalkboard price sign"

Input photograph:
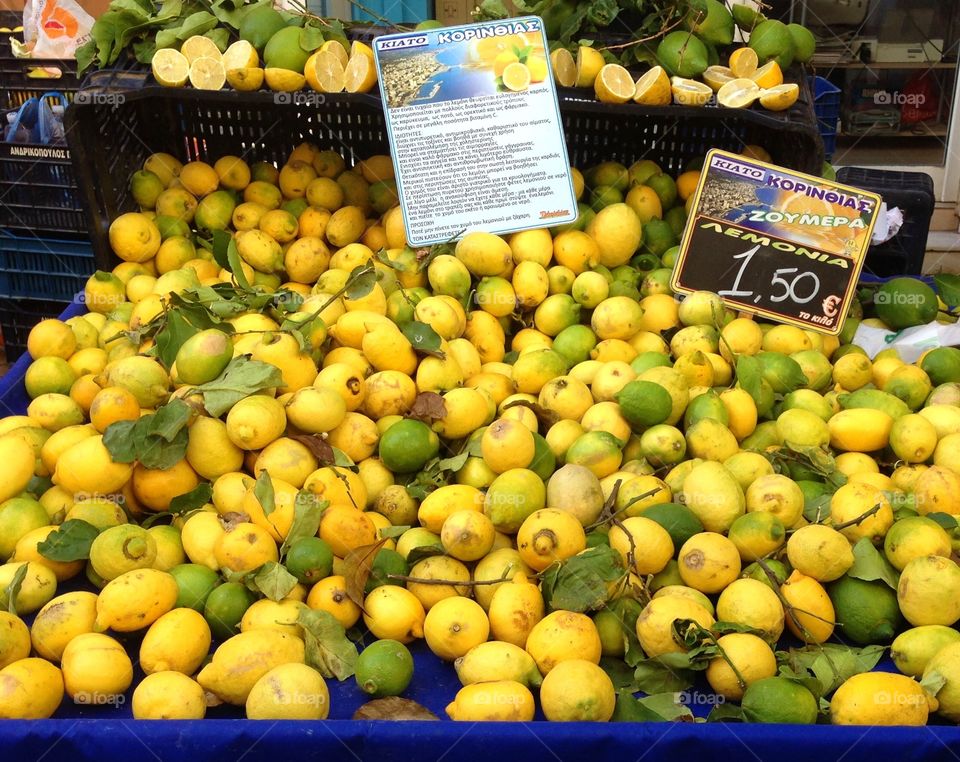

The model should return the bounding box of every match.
[670,149,882,335]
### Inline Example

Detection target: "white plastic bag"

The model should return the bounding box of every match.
[852,321,960,362]
[22,0,93,59]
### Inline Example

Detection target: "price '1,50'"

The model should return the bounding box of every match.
[717,245,821,305]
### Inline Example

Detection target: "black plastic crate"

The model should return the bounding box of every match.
[0,230,94,300]
[836,167,934,277]
[66,65,824,268]
[0,296,72,361]
[66,70,393,269]
[1,108,86,236]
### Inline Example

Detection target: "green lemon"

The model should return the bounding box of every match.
[529,433,557,481]
[630,352,672,374]
[742,559,790,589]
[170,563,220,612]
[378,419,440,474]
[284,537,334,585]
[552,324,598,366]
[204,581,256,641]
[88,524,157,581]
[355,639,415,697]
[921,347,960,385]
[240,5,287,50]
[828,574,904,645]
[641,217,677,257]
[649,558,684,591]
[616,380,673,428]
[741,677,819,723]
[0,498,50,560]
[874,277,939,330]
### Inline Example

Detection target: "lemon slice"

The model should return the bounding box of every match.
[226,67,264,91]
[312,49,345,93]
[751,60,783,89]
[717,77,761,108]
[345,51,378,93]
[502,61,531,92]
[181,35,222,65]
[151,48,189,88]
[188,56,226,90]
[728,47,758,78]
[550,48,576,88]
[670,77,713,106]
[594,63,635,103]
[759,83,800,111]
[264,67,306,92]
[633,65,671,105]
[575,45,604,88]
[222,40,258,71]
[702,65,734,92]
[321,39,349,68]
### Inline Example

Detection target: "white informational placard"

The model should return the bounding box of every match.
[373,17,578,246]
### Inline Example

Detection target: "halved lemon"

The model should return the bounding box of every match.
[322,39,349,68]
[751,60,783,89]
[188,56,226,90]
[670,77,713,106]
[222,40,258,71]
[550,48,576,88]
[717,77,761,108]
[345,52,378,93]
[226,66,265,92]
[728,47,759,78]
[702,65,734,92]
[527,54,548,83]
[151,48,189,88]
[594,63,635,103]
[351,40,375,63]
[181,35,222,65]
[633,65,671,105]
[312,49,345,93]
[759,83,800,111]
[265,67,306,92]
[575,45,604,88]
[502,61,531,92]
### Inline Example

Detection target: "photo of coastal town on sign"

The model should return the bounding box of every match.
[378,30,550,108]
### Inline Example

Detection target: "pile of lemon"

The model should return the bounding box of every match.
[551,44,799,112]
[151,31,377,95]
[0,141,959,726]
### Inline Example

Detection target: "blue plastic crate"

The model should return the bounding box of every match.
[810,75,841,160]
[351,0,431,23]
[0,231,94,300]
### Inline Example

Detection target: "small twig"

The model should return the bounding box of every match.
[830,502,882,531]
[599,15,686,52]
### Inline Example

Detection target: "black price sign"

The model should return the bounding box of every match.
[670,149,882,335]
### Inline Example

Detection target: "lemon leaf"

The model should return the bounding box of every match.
[736,355,764,407]
[405,544,444,566]
[299,24,325,53]
[400,321,444,358]
[848,538,900,590]
[707,702,746,722]
[344,265,377,301]
[254,469,275,517]
[926,512,959,531]
[279,493,328,558]
[934,274,960,308]
[169,483,213,515]
[155,308,198,369]
[920,669,947,696]
[37,520,100,563]
[226,239,251,290]
[377,525,410,540]
[436,451,469,473]
[298,607,359,681]
[632,657,696,694]
[541,544,624,612]
[778,643,885,696]
[252,561,298,602]
[599,656,636,690]
[407,391,447,423]
[102,420,139,463]
[342,539,389,609]
[196,357,283,417]
[3,564,28,616]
